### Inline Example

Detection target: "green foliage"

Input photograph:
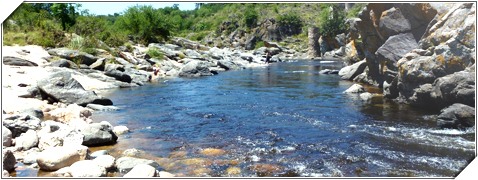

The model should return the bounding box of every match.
[346,3,366,18]
[277,12,303,35]
[189,31,210,41]
[318,4,347,38]
[115,5,172,44]
[243,5,258,29]
[255,41,265,49]
[146,47,164,59]
[50,3,80,31]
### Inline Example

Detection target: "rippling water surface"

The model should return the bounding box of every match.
[87,60,475,177]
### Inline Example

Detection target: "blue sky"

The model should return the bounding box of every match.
[79,2,196,15]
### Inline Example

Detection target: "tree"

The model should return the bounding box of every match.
[277,12,303,36]
[115,5,172,43]
[318,4,346,37]
[50,3,80,31]
[243,5,258,29]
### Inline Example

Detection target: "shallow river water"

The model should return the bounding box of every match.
[24,60,475,177]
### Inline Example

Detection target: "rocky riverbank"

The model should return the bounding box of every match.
[1,37,298,177]
[326,3,475,130]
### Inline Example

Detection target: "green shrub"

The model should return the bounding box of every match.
[115,5,172,43]
[346,3,366,18]
[318,4,347,38]
[146,47,163,59]
[255,41,265,49]
[243,5,258,29]
[277,12,303,35]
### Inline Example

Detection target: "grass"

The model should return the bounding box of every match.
[146,47,163,59]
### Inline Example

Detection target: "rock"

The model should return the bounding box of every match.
[383,77,399,99]
[226,167,241,176]
[2,115,41,138]
[49,59,78,69]
[378,7,411,38]
[115,157,163,174]
[46,103,92,124]
[437,103,475,129]
[52,167,72,177]
[47,48,98,66]
[36,146,81,171]
[3,56,38,66]
[92,155,115,171]
[245,35,258,50]
[89,58,106,71]
[179,60,214,77]
[122,148,142,157]
[407,70,475,109]
[104,64,132,83]
[360,92,374,101]
[37,122,84,150]
[249,164,283,176]
[37,71,113,106]
[15,130,38,151]
[80,122,118,146]
[338,60,367,80]
[113,126,129,135]
[69,160,106,177]
[344,84,365,94]
[375,33,418,73]
[86,104,120,111]
[2,149,16,172]
[159,171,175,177]
[217,60,240,70]
[22,148,40,164]
[90,150,108,159]
[200,148,226,156]
[3,170,9,177]
[2,126,12,147]
[123,164,158,177]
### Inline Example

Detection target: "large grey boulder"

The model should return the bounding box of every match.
[407,70,475,109]
[378,7,411,38]
[437,103,475,129]
[179,60,214,77]
[338,60,367,80]
[47,48,98,66]
[3,56,38,66]
[375,33,418,72]
[80,122,118,146]
[2,126,12,147]
[69,160,107,177]
[37,71,113,106]
[115,157,163,174]
[2,149,16,172]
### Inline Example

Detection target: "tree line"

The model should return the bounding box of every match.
[3,3,362,51]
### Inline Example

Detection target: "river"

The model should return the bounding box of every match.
[87,60,475,177]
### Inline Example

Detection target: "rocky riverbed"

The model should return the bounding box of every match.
[1,37,299,177]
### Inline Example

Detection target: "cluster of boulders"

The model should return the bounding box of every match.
[335,3,475,130]
[2,36,292,177]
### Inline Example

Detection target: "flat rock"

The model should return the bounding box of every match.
[3,56,38,66]
[115,157,163,174]
[344,84,365,94]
